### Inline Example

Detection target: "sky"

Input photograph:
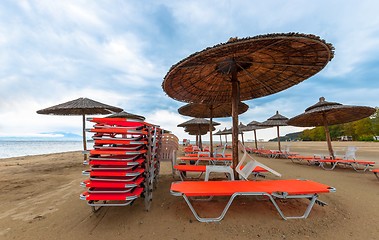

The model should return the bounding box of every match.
[1,0,379,142]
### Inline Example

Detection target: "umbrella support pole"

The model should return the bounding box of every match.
[323,116,335,159]
[231,65,240,180]
[209,107,214,157]
[277,126,281,152]
[254,130,258,149]
[82,114,87,160]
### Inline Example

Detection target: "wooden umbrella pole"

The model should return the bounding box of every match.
[231,64,240,180]
[254,130,258,149]
[220,135,222,145]
[277,125,281,151]
[82,114,87,160]
[323,114,335,159]
[241,132,245,145]
[196,135,198,146]
[198,125,203,150]
[209,106,214,156]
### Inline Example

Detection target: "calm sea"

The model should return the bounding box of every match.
[0,141,83,159]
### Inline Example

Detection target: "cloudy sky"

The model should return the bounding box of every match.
[1,0,378,142]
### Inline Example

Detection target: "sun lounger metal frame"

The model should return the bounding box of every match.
[170,179,335,222]
[372,169,379,180]
[80,187,144,212]
[318,159,374,172]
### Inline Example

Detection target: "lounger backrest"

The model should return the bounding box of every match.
[236,141,282,180]
[344,146,357,160]
[214,143,227,157]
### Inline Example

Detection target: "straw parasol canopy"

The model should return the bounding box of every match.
[214,129,224,145]
[178,102,248,155]
[288,97,376,158]
[163,33,334,178]
[245,120,267,149]
[37,97,123,156]
[106,111,145,121]
[260,111,289,151]
[178,102,249,118]
[178,118,220,149]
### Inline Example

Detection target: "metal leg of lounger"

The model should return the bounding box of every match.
[181,194,239,222]
[319,161,337,170]
[375,172,379,180]
[350,163,372,172]
[269,193,319,220]
[176,191,333,222]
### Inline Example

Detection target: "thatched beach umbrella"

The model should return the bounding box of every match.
[260,111,289,151]
[220,127,229,143]
[178,118,220,150]
[178,102,248,155]
[214,130,223,145]
[288,97,376,159]
[245,120,267,149]
[224,123,245,144]
[37,97,123,157]
[106,111,145,121]
[163,33,334,178]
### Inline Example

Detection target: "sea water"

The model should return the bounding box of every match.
[0,141,83,159]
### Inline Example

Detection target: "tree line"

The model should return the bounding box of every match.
[300,108,379,141]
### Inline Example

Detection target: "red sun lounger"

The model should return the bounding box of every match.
[82,167,144,177]
[179,156,232,165]
[86,158,145,167]
[371,169,379,180]
[88,128,148,135]
[170,179,335,222]
[318,159,375,172]
[80,187,144,208]
[88,149,147,156]
[173,165,268,181]
[81,176,145,192]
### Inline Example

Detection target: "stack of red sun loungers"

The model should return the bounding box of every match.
[80,117,162,212]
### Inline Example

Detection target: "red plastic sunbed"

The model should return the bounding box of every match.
[82,167,144,177]
[318,159,375,172]
[179,156,232,165]
[173,165,268,180]
[171,179,335,222]
[80,187,144,209]
[86,158,145,167]
[88,149,147,156]
[88,128,148,135]
[81,176,145,192]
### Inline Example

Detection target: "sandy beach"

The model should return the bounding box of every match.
[0,141,378,240]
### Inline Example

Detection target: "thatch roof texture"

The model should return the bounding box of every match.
[288,97,376,127]
[106,111,145,121]
[177,118,220,127]
[162,33,334,104]
[36,97,123,115]
[260,111,289,127]
[178,102,248,118]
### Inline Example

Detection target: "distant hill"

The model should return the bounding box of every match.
[269,131,302,142]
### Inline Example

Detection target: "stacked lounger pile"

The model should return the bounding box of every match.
[80,117,162,212]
